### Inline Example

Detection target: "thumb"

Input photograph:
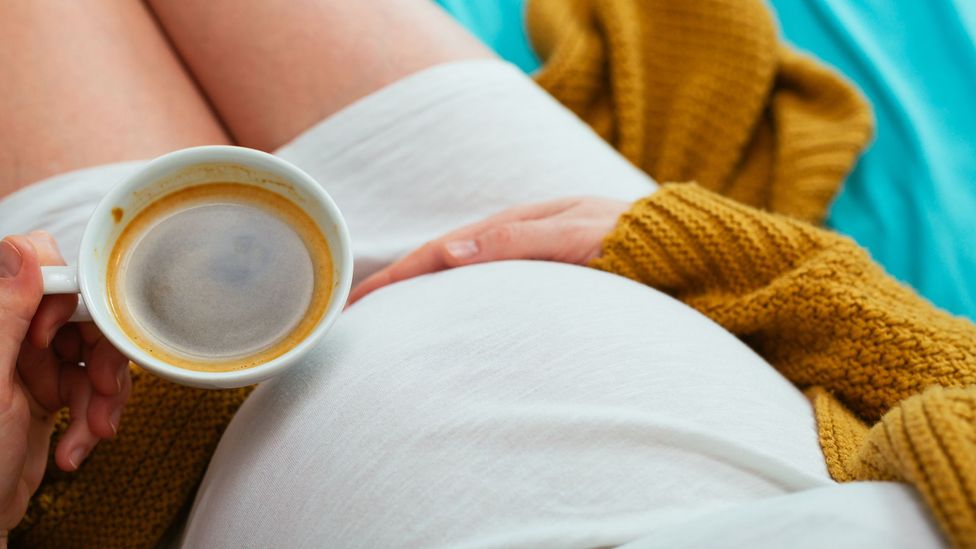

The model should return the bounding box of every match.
[0,236,43,387]
[442,221,562,266]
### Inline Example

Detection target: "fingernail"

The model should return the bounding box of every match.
[110,408,122,435]
[116,366,125,394]
[0,240,23,279]
[446,240,479,260]
[68,447,86,470]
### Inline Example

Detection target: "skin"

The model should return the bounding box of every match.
[349,197,631,304]
[0,0,230,197]
[0,233,130,531]
[0,197,630,536]
[0,1,227,535]
[145,0,491,151]
[0,0,522,535]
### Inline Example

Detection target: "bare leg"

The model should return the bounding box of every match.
[147,0,492,151]
[0,1,231,197]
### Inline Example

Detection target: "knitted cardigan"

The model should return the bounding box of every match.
[13,0,975,547]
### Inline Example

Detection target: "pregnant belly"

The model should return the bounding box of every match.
[182,261,832,548]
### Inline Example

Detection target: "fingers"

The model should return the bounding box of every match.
[0,236,42,388]
[25,231,76,350]
[77,323,127,398]
[54,366,98,471]
[85,333,129,398]
[348,200,581,305]
[20,322,128,468]
[87,367,131,439]
[52,323,83,365]
[1,231,128,474]
[481,198,578,224]
[348,242,448,304]
[22,400,56,493]
[349,221,560,305]
[14,343,62,412]
[55,361,130,470]
[347,270,393,306]
[66,323,129,440]
[428,199,581,255]
[347,197,625,306]
[27,323,126,402]
[441,221,561,266]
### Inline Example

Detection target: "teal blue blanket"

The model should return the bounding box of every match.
[437,0,976,320]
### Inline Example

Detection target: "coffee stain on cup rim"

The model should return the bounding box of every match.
[111,207,124,223]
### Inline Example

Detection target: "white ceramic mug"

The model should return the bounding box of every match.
[40,146,353,389]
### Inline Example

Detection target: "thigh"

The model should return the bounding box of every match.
[146,0,492,151]
[270,60,657,285]
[0,0,230,197]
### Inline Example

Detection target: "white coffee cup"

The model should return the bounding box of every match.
[40,146,353,389]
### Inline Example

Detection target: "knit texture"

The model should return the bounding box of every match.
[530,0,975,545]
[592,184,976,547]
[12,0,968,547]
[528,0,873,224]
[11,369,252,548]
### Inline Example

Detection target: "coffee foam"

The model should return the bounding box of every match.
[107,183,333,372]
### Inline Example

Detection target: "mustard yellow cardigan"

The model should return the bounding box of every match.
[14,0,976,547]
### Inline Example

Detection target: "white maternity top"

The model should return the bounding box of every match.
[0,60,940,548]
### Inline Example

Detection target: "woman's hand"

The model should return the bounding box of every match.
[0,232,130,531]
[349,197,629,304]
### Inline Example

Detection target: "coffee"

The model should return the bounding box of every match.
[107,183,333,372]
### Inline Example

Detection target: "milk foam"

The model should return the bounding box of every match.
[121,202,314,360]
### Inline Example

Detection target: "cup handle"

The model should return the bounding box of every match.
[41,265,92,322]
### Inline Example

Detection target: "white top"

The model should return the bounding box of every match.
[186,261,938,548]
[0,60,942,548]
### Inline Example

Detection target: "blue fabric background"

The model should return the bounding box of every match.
[437,0,976,319]
[435,0,539,73]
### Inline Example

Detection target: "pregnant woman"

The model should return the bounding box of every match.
[1,1,970,547]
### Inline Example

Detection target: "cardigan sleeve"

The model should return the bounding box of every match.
[591,183,976,546]
[591,183,976,421]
